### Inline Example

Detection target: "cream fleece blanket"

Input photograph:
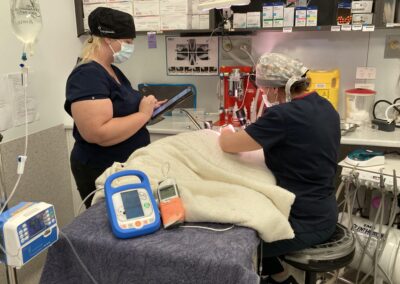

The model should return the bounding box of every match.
[93,129,295,242]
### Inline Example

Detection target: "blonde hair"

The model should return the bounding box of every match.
[80,36,103,64]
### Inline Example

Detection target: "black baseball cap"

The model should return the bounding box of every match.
[88,7,136,39]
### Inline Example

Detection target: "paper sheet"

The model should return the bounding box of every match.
[7,73,39,127]
[0,75,13,131]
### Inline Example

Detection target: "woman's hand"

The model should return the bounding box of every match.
[139,95,158,118]
[155,99,167,109]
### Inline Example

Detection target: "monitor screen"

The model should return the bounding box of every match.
[151,87,193,119]
[121,190,145,219]
[27,214,46,237]
[159,185,176,200]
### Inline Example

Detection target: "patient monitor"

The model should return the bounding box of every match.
[105,170,161,239]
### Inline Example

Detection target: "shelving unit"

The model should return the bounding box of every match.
[74,0,400,38]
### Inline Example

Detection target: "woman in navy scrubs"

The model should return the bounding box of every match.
[219,53,341,284]
[65,7,165,208]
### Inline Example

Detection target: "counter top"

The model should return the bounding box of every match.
[65,116,400,148]
[147,117,400,148]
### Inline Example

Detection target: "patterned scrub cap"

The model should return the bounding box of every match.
[255,53,309,102]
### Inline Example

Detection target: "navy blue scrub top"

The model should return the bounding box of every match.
[245,92,340,234]
[65,61,150,169]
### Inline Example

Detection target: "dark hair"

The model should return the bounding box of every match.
[290,78,310,94]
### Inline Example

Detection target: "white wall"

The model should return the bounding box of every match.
[0,0,83,143]
[252,29,400,115]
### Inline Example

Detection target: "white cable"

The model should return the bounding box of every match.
[239,45,256,68]
[59,230,98,284]
[384,103,400,124]
[226,51,253,67]
[180,224,234,232]
[238,74,250,109]
[76,187,104,217]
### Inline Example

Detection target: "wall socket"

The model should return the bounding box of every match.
[221,37,253,61]
[384,35,400,59]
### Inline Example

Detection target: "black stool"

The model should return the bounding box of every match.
[282,223,355,284]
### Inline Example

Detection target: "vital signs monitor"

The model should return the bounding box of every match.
[104,170,160,239]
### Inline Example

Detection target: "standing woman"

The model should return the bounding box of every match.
[219,53,340,284]
[65,7,165,208]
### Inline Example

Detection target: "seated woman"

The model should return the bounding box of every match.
[219,53,340,284]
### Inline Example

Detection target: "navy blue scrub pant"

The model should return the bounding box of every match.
[261,225,336,275]
[70,156,107,209]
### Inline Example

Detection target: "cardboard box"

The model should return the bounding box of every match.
[233,13,247,29]
[134,16,161,31]
[247,12,261,28]
[284,7,294,27]
[273,3,284,27]
[199,14,209,29]
[192,0,209,15]
[133,0,159,16]
[191,15,200,29]
[295,7,307,27]
[263,4,274,28]
[351,1,373,14]
[160,0,191,15]
[161,14,191,30]
[306,6,318,26]
[352,13,373,25]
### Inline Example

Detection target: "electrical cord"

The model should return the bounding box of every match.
[76,187,104,217]
[60,230,98,284]
[180,224,234,232]
[372,99,400,127]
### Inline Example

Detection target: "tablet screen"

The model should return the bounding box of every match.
[151,87,193,119]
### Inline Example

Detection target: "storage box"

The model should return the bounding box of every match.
[233,13,247,28]
[160,0,191,15]
[199,14,209,29]
[352,13,373,25]
[273,2,284,27]
[133,0,159,16]
[284,7,294,27]
[161,14,191,30]
[247,12,261,28]
[337,2,352,25]
[306,6,318,26]
[295,7,307,27]
[134,16,161,31]
[192,0,209,15]
[351,1,373,14]
[191,15,200,29]
[263,4,274,28]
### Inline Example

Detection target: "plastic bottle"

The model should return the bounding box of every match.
[10,0,43,57]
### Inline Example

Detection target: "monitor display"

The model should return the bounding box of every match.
[159,186,176,200]
[121,190,144,220]
[27,214,46,237]
[151,87,193,119]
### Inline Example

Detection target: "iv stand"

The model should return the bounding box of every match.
[0,133,19,284]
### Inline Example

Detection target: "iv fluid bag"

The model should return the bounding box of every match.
[10,0,43,55]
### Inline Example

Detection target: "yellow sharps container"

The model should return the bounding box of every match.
[307,69,340,110]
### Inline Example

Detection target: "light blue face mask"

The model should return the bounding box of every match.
[109,40,134,64]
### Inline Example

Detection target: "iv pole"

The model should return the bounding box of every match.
[0,133,18,284]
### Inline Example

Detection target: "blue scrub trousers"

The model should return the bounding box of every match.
[261,225,336,275]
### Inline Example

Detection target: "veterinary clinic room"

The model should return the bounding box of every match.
[3,0,400,284]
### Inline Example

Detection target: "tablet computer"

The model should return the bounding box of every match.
[150,87,193,120]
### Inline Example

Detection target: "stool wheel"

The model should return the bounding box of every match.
[283,223,355,284]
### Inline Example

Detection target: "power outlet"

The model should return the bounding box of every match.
[221,37,252,60]
[384,35,400,59]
